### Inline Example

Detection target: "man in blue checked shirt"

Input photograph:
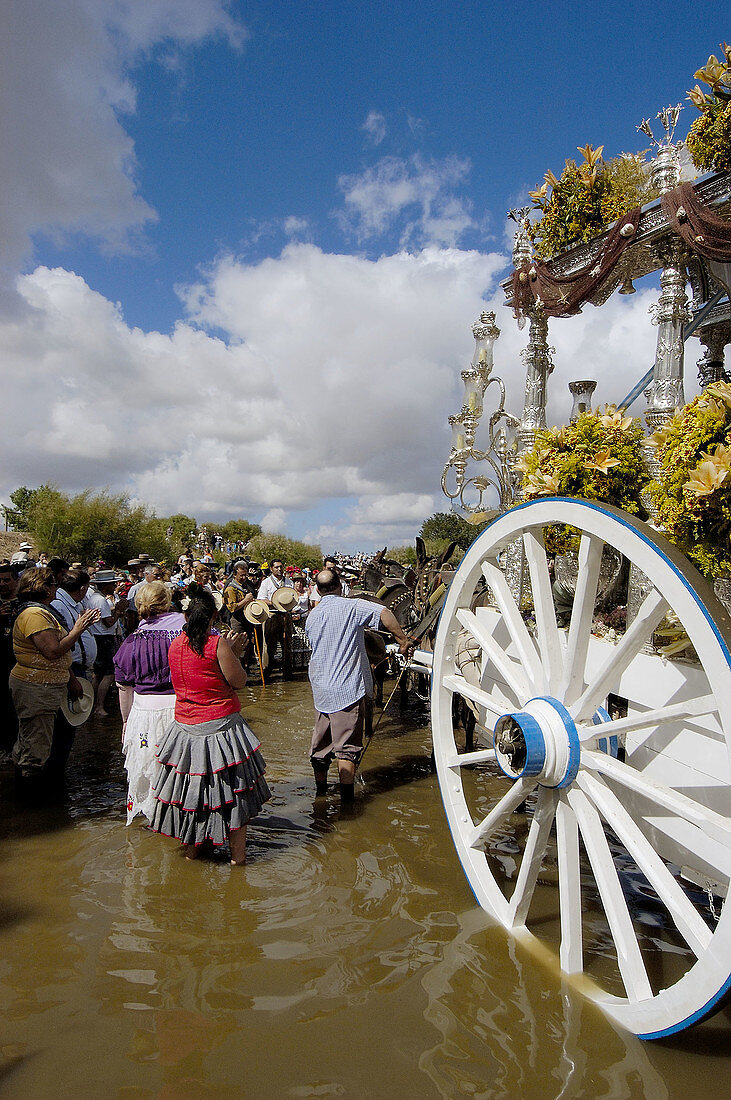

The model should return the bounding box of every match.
[305,569,414,802]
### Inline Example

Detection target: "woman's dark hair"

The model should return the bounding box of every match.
[183,583,217,656]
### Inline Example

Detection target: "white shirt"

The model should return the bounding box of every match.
[257,574,294,601]
[85,589,117,636]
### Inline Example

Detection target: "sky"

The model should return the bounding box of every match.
[1,1,727,553]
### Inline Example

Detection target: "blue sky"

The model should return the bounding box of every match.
[1,1,727,552]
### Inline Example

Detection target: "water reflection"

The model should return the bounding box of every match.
[0,677,728,1097]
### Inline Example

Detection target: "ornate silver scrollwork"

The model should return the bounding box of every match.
[441,312,518,514]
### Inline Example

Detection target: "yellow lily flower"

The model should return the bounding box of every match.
[584,449,620,474]
[687,85,709,109]
[538,474,561,495]
[705,381,731,408]
[599,408,633,431]
[684,460,728,497]
[695,55,725,89]
[577,143,604,169]
[699,444,731,473]
[544,169,559,188]
[713,443,731,471]
[524,473,560,497]
[528,182,549,205]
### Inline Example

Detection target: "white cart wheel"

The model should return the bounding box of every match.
[431,497,731,1038]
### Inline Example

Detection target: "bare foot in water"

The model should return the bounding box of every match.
[183,844,198,861]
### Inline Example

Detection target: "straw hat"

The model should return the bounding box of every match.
[60,679,94,727]
[271,587,297,613]
[244,598,272,625]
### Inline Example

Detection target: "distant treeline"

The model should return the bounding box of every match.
[2,485,322,569]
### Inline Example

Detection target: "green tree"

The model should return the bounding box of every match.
[419,511,491,550]
[219,519,262,546]
[158,513,198,560]
[3,485,53,531]
[22,487,168,565]
[388,544,418,566]
[246,532,322,572]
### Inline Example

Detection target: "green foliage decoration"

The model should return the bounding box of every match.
[648,382,731,579]
[517,406,650,553]
[528,146,656,260]
[686,44,731,173]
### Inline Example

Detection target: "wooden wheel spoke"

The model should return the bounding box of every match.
[582,749,731,852]
[469,777,537,849]
[578,694,719,743]
[456,607,530,703]
[577,771,712,957]
[556,797,583,974]
[481,559,543,687]
[567,787,654,1003]
[442,672,509,719]
[560,532,604,706]
[445,748,497,769]
[508,787,559,926]
[570,588,670,722]
[522,528,563,694]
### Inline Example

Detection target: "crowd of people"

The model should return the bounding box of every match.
[0,543,413,863]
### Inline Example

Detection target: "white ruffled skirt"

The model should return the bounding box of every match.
[122,693,175,825]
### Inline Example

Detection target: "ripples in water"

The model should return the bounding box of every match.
[0,677,728,1097]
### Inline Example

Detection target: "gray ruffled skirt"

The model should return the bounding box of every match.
[150,711,271,847]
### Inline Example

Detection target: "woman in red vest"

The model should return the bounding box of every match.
[150,585,270,864]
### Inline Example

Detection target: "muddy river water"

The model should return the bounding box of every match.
[0,676,728,1098]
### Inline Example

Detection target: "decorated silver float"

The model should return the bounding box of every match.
[430,106,731,1039]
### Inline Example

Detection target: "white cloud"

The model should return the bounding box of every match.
[362,110,387,146]
[283,216,310,238]
[338,154,476,248]
[260,508,287,533]
[0,0,244,303]
[0,246,505,549]
[0,252,703,552]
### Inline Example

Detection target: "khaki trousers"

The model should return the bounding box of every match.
[9,677,66,774]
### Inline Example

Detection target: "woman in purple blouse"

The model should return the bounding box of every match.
[114,581,184,825]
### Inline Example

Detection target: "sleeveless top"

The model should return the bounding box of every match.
[168,632,240,724]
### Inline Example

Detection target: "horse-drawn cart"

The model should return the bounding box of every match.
[430,134,731,1038]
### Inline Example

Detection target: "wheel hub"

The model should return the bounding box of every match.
[494,696,581,789]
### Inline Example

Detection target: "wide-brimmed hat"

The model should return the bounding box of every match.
[244,598,272,625]
[127,559,142,567]
[94,569,124,585]
[271,587,297,613]
[60,679,94,727]
[19,542,33,551]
